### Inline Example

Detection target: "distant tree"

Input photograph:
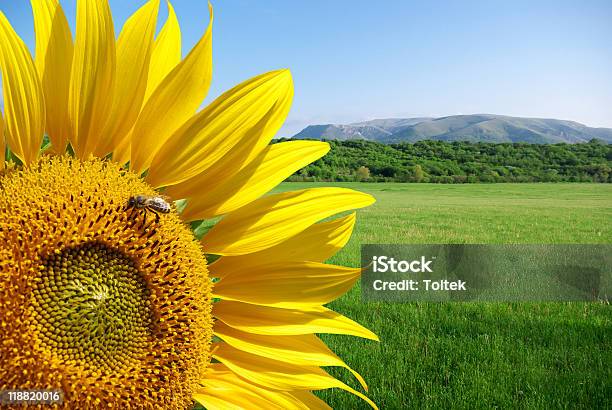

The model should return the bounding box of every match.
[396,171,412,182]
[378,165,399,178]
[308,166,323,179]
[413,164,424,183]
[355,166,371,181]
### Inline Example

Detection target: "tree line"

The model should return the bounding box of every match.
[274,138,612,183]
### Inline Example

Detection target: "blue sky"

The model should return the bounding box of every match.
[1,0,611,136]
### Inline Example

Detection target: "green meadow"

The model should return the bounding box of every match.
[272,183,612,409]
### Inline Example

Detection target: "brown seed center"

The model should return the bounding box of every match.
[31,242,153,371]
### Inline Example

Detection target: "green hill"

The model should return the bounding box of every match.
[276,138,612,183]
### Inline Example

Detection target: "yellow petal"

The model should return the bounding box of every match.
[115,1,180,164]
[213,344,378,409]
[69,0,116,158]
[144,0,181,102]
[288,391,332,410]
[202,187,374,256]
[211,212,356,277]
[130,3,213,173]
[0,12,46,165]
[180,141,329,220]
[213,301,379,341]
[112,134,130,165]
[214,321,368,391]
[195,364,312,410]
[31,0,73,154]
[192,393,245,410]
[213,261,361,308]
[161,70,294,196]
[146,69,293,188]
[193,390,291,410]
[170,140,326,209]
[96,0,160,158]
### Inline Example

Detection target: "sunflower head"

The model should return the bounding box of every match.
[0,1,378,409]
[0,156,212,408]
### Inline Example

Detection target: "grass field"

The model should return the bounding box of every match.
[270,183,612,409]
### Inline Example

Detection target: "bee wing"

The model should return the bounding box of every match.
[150,196,173,211]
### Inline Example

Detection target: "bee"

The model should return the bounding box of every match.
[127,195,171,224]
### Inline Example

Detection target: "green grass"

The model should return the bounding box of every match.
[271,183,612,409]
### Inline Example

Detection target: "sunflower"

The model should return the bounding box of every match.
[0,1,378,409]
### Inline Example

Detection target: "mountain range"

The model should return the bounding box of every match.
[292,114,612,144]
